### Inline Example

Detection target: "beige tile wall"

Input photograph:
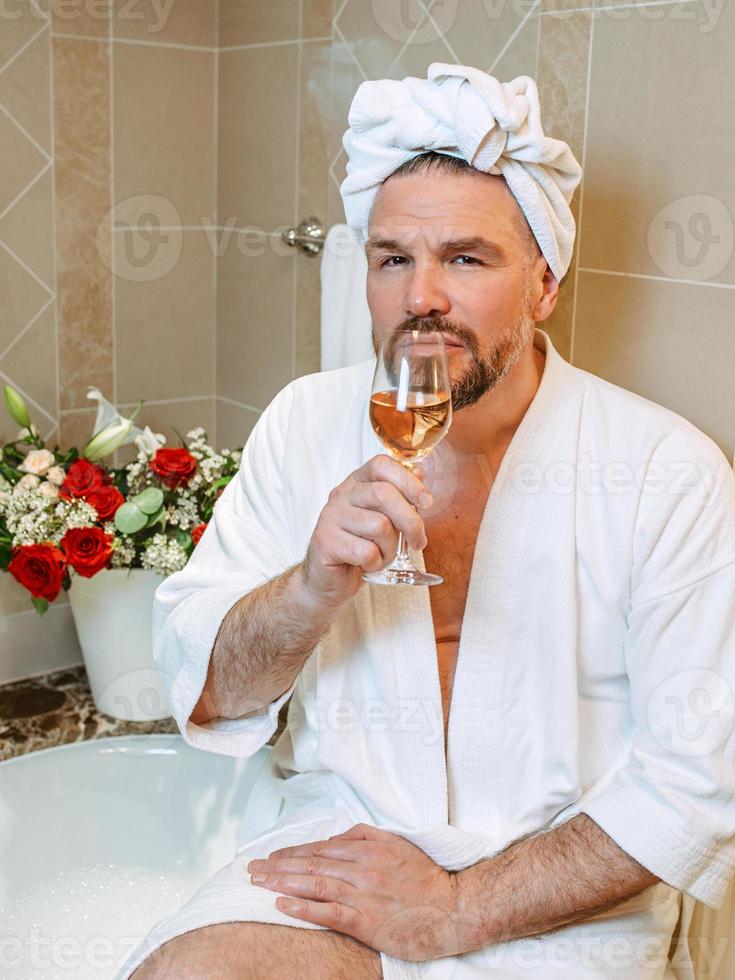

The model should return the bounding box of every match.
[2,0,733,681]
[0,0,219,681]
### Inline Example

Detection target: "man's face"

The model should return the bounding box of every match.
[365,169,541,411]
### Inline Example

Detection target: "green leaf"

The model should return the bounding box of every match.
[143,505,165,528]
[171,425,187,448]
[172,529,193,554]
[130,486,164,515]
[114,501,148,534]
[0,541,12,570]
[209,476,232,493]
[30,596,48,616]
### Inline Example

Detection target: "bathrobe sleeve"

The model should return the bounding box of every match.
[579,429,735,909]
[151,380,300,759]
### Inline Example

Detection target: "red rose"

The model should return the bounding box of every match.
[85,485,125,522]
[61,526,114,578]
[148,447,197,490]
[8,544,67,601]
[60,459,111,499]
[191,522,208,545]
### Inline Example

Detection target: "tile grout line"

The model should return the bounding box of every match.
[326,0,338,236]
[540,0,704,12]
[213,0,219,443]
[216,395,262,414]
[112,225,218,231]
[48,20,60,446]
[569,11,594,364]
[0,367,56,427]
[292,0,304,382]
[44,34,332,52]
[61,395,215,413]
[109,6,116,410]
[219,36,331,52]
[535,0,543,75]
[385,0,447,77]
[0,295,55,364]
[0,161,52,225]
[577,267,735,290]
[100,34,214,52]
[0,102,52,165]
[0,19,48,78]
[421,0,460,65]
[0,239,54,299]
[488,0,541,75]
[333,0,350,27]
[333,21,367,82]
[117,396,213,407]
[28,0,47,19]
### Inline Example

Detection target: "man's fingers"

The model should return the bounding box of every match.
[349,484,427,549]
[266,839,376,863]
[266,841,325,859]
[249,854,374,888]
[338,505,398,563]
[329,823,388,841]
[252,870,361,907]
[275,896,363,937]
[353,454,432,512]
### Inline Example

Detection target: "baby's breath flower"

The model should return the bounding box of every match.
[140,533,188,576]
[0,488,96,547]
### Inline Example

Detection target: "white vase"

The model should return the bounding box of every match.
[68,567,172,722]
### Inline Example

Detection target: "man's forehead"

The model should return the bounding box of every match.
[366,170,520,249]
[365,228,509,257]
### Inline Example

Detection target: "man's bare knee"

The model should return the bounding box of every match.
[129,921,383,980]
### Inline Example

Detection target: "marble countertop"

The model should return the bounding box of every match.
[0,665,287,762]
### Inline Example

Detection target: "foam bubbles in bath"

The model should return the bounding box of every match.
[0,859,202,978]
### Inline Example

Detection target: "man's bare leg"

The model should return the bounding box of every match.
[130,921,384,979]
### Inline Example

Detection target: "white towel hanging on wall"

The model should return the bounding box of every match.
[320,224,374,371]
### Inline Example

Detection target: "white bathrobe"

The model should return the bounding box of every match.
[118,328,735,980]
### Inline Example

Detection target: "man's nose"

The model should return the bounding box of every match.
[404,266,451,319]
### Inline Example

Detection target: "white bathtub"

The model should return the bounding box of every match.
[2,735,733,980]
[0,735,270,979]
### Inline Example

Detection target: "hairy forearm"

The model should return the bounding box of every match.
[457,813,660,949]
[190,562,337,725]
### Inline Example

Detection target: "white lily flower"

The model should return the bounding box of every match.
[134,425,167,457]
[85,387,158,458]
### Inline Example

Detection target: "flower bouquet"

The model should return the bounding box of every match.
[0,384,243,615]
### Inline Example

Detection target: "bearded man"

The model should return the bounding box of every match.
[121,64,735,980]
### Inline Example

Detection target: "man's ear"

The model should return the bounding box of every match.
[532,262,560,322]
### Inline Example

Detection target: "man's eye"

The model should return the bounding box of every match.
[453,254,482,265]
[381,255,406,267]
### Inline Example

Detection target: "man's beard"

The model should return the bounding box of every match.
[371,279,536,411]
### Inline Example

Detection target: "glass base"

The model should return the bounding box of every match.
[362,567,443,586]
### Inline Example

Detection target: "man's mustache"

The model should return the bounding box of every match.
[394,315,478,352]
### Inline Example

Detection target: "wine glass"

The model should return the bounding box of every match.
[362,327,453,587]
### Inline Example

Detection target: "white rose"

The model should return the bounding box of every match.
[38,481,60,499]
[46,465,67,486]
[18,448,56,476]
[13,473,41,494]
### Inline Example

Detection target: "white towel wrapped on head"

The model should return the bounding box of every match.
[341,63,583,283]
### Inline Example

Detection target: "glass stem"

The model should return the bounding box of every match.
[396,530,410,563]
[391,459,416,569]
